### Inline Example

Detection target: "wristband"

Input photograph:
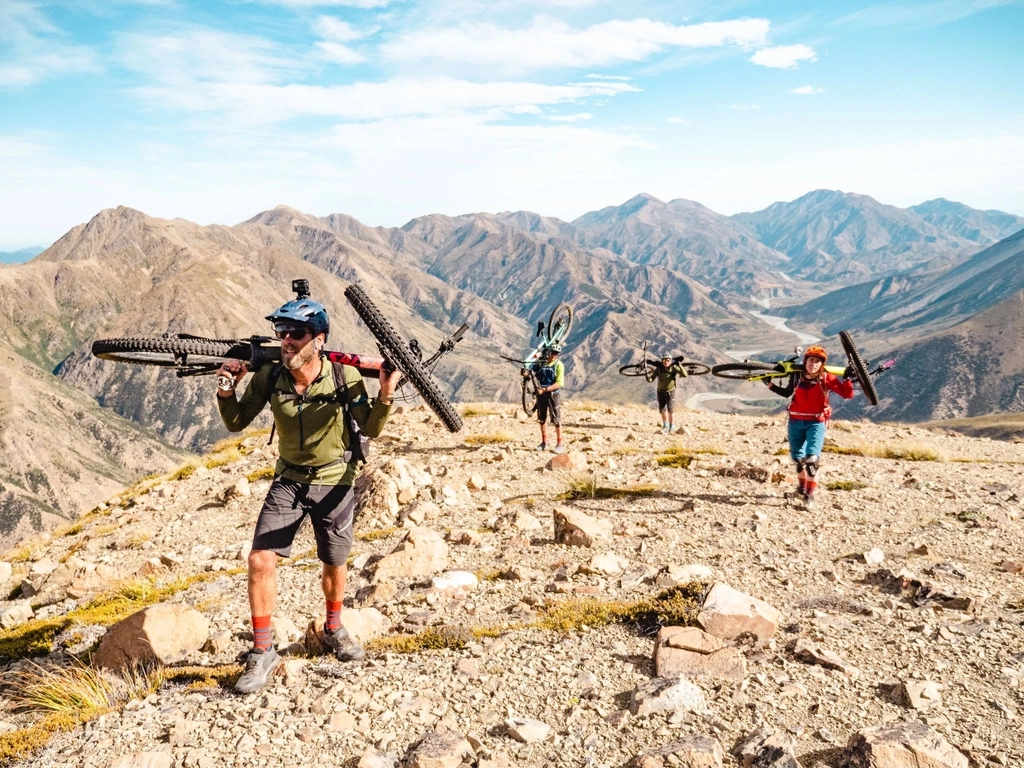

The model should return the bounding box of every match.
[216,375,236,392]
[378,394,394,405]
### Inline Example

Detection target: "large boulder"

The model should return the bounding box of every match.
[553,507,613,548]
[842,722,968,768]
[629,677,706,716]
[635,734,724,768]
[94,604,209,669]
[354,468,400,530]
[697,582,781,641]
[653,626,745,682]
[305,608,390,654]
[373,527,449,583]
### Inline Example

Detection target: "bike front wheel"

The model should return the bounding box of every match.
[521,375,539,416]
[546,303,573,346]
[344,284,464,433]
[618,360,655,377]
[680,362,711,376]
[711,361,782,381]
[92,336,252,371]
[839,330,879,406]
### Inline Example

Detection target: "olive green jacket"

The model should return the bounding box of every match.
[647,362,687,392]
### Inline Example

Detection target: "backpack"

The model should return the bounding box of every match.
[262,360,370,465]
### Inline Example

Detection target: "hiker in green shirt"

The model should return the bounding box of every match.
[646,354,687,433]
[215,292,400,694]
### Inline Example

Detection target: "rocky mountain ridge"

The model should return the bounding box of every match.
[0,402,1021,767]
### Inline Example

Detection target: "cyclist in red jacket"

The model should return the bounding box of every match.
[764,345,853,509]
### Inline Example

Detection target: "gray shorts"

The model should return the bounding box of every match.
[657,389,675,413]
[252,478,355,566]
[537,391,562,426]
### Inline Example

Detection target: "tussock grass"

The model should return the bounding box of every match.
[773,447,789,456]
[462,406,500,418]
[169,463,198,482]
[824,441,945,462]
[246,466,276,483]
[612,446,640,456]
[464,433,512,445]
[825,480,869,491]
[163,664,242,691]
[656,446,726,469]
[0,712,85,765]
[3,543,39,564]
[204,448,241,469]
[355,527,399,542]
[536,584,705,634]
[368,625,488,654]
[11,659,115,714]
[558,474,659,501]
[209,428,270,457]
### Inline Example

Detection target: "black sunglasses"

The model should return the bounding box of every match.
[274,326,311,340]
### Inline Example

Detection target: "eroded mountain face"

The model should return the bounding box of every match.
[2,191,1021,538]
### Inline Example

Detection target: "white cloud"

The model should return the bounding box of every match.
[792,85,825,95]
[317,17,365,41]
[316,41,365,64]
[546,113,593,121]
[0,1,99,87]
[666,116,692,124]
[382,16,770,71]
[132,76,638,123]
[749,44,817,69]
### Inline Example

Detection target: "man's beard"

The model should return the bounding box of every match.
[283,341,318,371]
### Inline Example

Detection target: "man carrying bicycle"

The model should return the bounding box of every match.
[764,345,853,509]
[215,294,400,693]
[646,354,687,433]
[528,344,566,454]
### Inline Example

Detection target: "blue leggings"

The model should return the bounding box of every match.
[788,419,825,462]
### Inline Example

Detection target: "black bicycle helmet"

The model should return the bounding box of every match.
[266,298,330,339]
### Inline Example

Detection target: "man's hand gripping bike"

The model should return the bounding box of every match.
[709,330,895,406]
[92,282,466,432]
[500,302,573,416]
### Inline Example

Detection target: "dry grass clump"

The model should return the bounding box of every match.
[656,446,725,469]
[462,406,501,418]
[368,625,482,654]
[204,448,241,469]
[825,480,869,491]
[464,433,512,445]
[536,584,705,634]
[355,527,400,542]
[0,712,85,765]
[11,659,115,714]
[246,466,276,483]
[612,446,640,456]
[163,664,242,691]
[559,474,658,501]
[209,428,270,456]
[824,441,945,462]
[168,463,198,482]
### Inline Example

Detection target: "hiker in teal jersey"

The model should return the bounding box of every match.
[646,354,687,433]
[527,345,566,453]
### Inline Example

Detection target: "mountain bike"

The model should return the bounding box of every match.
[92,282,466,432]
[618,341,712,378]
[709,330,894,406]
[500,302,574,415]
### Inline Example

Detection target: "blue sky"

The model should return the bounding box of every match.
[1,0,1022,249]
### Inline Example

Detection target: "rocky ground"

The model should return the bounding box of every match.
[1,400,1023,768]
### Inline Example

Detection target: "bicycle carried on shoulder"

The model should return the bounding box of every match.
[500,302,573,416]
[92,282,467,432]
[618,340,712,379]
[709,330,894,406]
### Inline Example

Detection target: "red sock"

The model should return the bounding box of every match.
[797,477,807,494]
[805,479,817,499]
[252,615,272,651]
[326,600,343,633]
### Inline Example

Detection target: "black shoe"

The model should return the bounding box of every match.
[235,647,281,694]
[323,626,365,662]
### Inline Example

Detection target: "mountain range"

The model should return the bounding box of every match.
[1,188,1022,542]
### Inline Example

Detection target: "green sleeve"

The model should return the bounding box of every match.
[217,365,272,432]
[341,366,391,439]
[674,363,688,379]
[555,360,565,388]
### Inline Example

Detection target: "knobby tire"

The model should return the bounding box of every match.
[546,303,573,346]
[680,363,711,376]
[92,337,252,367]
[344,284,464,433]
[710,361,781,381]
[618,361,653,378]
[839,330,879,406]
[521,374,539,416]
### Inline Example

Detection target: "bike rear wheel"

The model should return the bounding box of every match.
[680,362,711,376]
[839,330,879,406]
[521,375,539,416]
[546,303,573,346]
[711,361,782,381]
[92,336,252,370]
[344,284,464,433]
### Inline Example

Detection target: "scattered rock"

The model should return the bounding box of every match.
[355,468,400,529]
[548,452,587,471]
[0,600,34,630]
[222,477,250,500]
[635,734,724,768]
[505,716,551,743]
[656,564,713,587]
[101,752,174,768]
[863,547,885,565]
[842,721,967,768]
[663,627,725,654]
[0,562,12,585]
[357,747,400,768]
[373,526,449,583]
[735,727,799,768]
[407,729,475,768]
[271,615,302,646]
[304,608,389,654]
[793,637,860,678]
[629,677,706,716]
[698,582,781,641]
[1002,560,1023,574]
[431,571,479,594]
[585,552,630,575]
[553,506,613,548]
[896,679,943,711]
[654,627,746,682]
[94,604,210,669]
[717,463,770,483]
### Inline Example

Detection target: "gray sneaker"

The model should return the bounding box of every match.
[235,647,281,694]
[324,626,365,662]
[552,445,567,455]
